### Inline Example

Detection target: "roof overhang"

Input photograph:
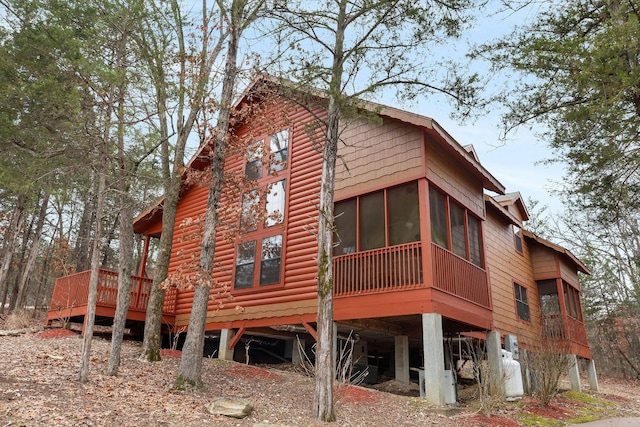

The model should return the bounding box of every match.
[522,229,590,275]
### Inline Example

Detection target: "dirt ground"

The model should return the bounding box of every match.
[1,315,640,426]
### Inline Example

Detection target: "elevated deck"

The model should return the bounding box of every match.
[542,313,591,358]
[46,269,176,327]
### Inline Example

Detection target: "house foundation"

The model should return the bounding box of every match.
[422,313,445,406]
[587,359,599,392]
[568,354,581,391]
[395,335,410,383]
[218,328,235,361]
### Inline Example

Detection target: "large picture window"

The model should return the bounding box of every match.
[429,186,484,267]
[234,235,283,289]
[334,181,420,256]
[234,127,290,291]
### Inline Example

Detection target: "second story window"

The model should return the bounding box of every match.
[514,283,531,322]
[513,225,523,253]
[429,186,484,268]
[269,129,289,173]
[235,127,290,291]
[265,180,286,226]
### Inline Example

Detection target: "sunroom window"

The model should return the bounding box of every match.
[333,181,420,256]
[429,186,484,268]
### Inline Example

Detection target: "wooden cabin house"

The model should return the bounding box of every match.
[47,78,597,405]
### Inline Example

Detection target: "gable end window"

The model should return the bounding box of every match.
[514,283,531,322]
[269,129,289,173]
[235,127,290,291]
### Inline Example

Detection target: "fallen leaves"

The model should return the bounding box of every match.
[0,329,639,427]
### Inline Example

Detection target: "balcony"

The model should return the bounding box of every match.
[333,242,491,309]
[542,313,589,347]
[333,242,423,296]
[431,243,490,308]
[46,269,176,326]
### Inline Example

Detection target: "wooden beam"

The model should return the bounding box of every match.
[228,327,246,350]
[338,318,404,336]
[302,321,317,341]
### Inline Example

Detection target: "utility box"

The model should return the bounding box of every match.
[505,334,519,359]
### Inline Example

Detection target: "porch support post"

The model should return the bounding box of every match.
[394,335,410,383]
[292,337,306,365]
[422,313,445,406]
[486,330,504,397]
[218,328,235,361]
[138,235,150,277]
[568,354,581,391]
[332,321,338,374]
[587,359,599,392]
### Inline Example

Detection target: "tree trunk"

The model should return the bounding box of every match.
[16,192,50,308]
[176,4,239,387]
[140,0,229,362]
[32,250,51,315]
[107,48,135,376]
[74,173,96,272]
[0,196,26,314]
[140,179,176,361]
[78,142,107,383]
[313,0,345,419]
[313,105,339,422]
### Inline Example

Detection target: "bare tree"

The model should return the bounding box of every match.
[269,0,481,420]
[137,0,229,362]
[176,0,265,390]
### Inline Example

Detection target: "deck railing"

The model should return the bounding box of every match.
[542,313,588,346]
[333,242,491,308]
[333,242,423,296]
[48,269,176,316]
[431,243,491,308]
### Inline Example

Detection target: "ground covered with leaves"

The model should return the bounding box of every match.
[1,323,640,426]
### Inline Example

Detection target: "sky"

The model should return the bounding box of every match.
[383,2,567,217]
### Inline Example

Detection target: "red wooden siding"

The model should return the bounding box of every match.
[484,206,541,348]
[426,137,484,218]
[335,117,423,199]
[559,257,580,288]
[167,101,325,326]
[529,245,559,281]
